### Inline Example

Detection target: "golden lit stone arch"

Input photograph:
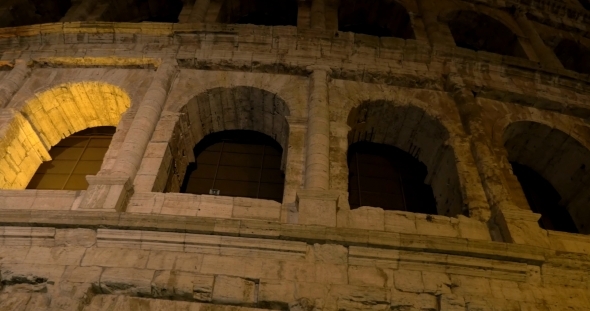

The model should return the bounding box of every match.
[0,81,131,189]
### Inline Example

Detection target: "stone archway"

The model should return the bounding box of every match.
[338,0,415,39]
[0,81,131,189]
[347,101,463,216]
[504,121,590,233]
[162,86,291,193]
[445,10,527,58]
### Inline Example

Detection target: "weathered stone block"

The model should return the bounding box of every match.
[348,265,392,288]
[393,270,424,293]
[313,243,347,264]
[415,214,458,238]
[61,266,103,283]
[81,247,150,269]
[54,229,96,247]
[384,211,417,234]
[347,206,385,231]
[297,190,339,227]
[258,280,296,309]
[99,267,155,296]
[211,275,257,306]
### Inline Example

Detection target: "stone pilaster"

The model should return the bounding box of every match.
[282,117,307,223]
[310,0,326,29]
[79,59,178,212]
[0,59,29,108]
[448,74,549,247]
[297,65,341,227]
[417,0,455,46]
[305,66,331,191]
[513,8,563,70]
[189,0,210,23]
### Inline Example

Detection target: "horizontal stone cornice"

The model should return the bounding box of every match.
[0,209,548,265]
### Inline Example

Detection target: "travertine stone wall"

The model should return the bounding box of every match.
[1,0,590,310]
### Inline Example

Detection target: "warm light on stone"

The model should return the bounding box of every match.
[0,82,130,189]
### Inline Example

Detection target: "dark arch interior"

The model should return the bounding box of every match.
[107,0,183,22]
[553,39,590,75]
[504,121,590,234]
[346,102,462,217]
[0,0,71,27]
[338,0,414,39]
[26,126,116,191]
[511,162,578,233]
[348,141,437,214]
[447,10,527,58]
[579,0,590,10]
[180,130,285,203]
[218,0,298,26]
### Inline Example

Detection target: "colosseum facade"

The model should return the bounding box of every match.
[0,0,590,310]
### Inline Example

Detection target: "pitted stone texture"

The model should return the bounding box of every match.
[212,275,258,306]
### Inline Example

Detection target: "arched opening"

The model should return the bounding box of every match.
[0,82,130,190]
[338,0,414,39]
[446,10,527,58]
[218,0,298,26]
[160,87,290,195]
[579,0,590,10]
[0,0,71,27]
[180,130,285,202]
[553,39,590,75]
[26,126,116,191]
[105,0,183,22]
[504,121,590,234]
[347,101,463,216]
[510,162,578,233]
[348,141,437,213]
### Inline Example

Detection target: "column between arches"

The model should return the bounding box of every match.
[79,59,178,212]
[297,65,341,227]
[448,74,550,246]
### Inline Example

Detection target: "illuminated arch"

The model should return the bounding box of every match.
[0,82,131,189]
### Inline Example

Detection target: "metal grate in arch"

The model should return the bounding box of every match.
[26,126,116,191]
[181,130,285,203]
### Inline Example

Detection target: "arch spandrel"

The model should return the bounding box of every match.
[164,71,307,120]
[181,86,290,150]
[21,82,131,148]
[331,81,465,138]
[490,106,590,154]
[0,82,131,190]
[436,4,520,34]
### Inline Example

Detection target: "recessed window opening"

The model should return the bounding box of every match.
[218,0,298,26]
[447,10,527,58]
[26,126,116,191]
[510,162,578,233]
[181,130,285,203]
[338,0,414,38]
[504,121,590,234]
[348,141,437,214]
[553,39,590,75]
